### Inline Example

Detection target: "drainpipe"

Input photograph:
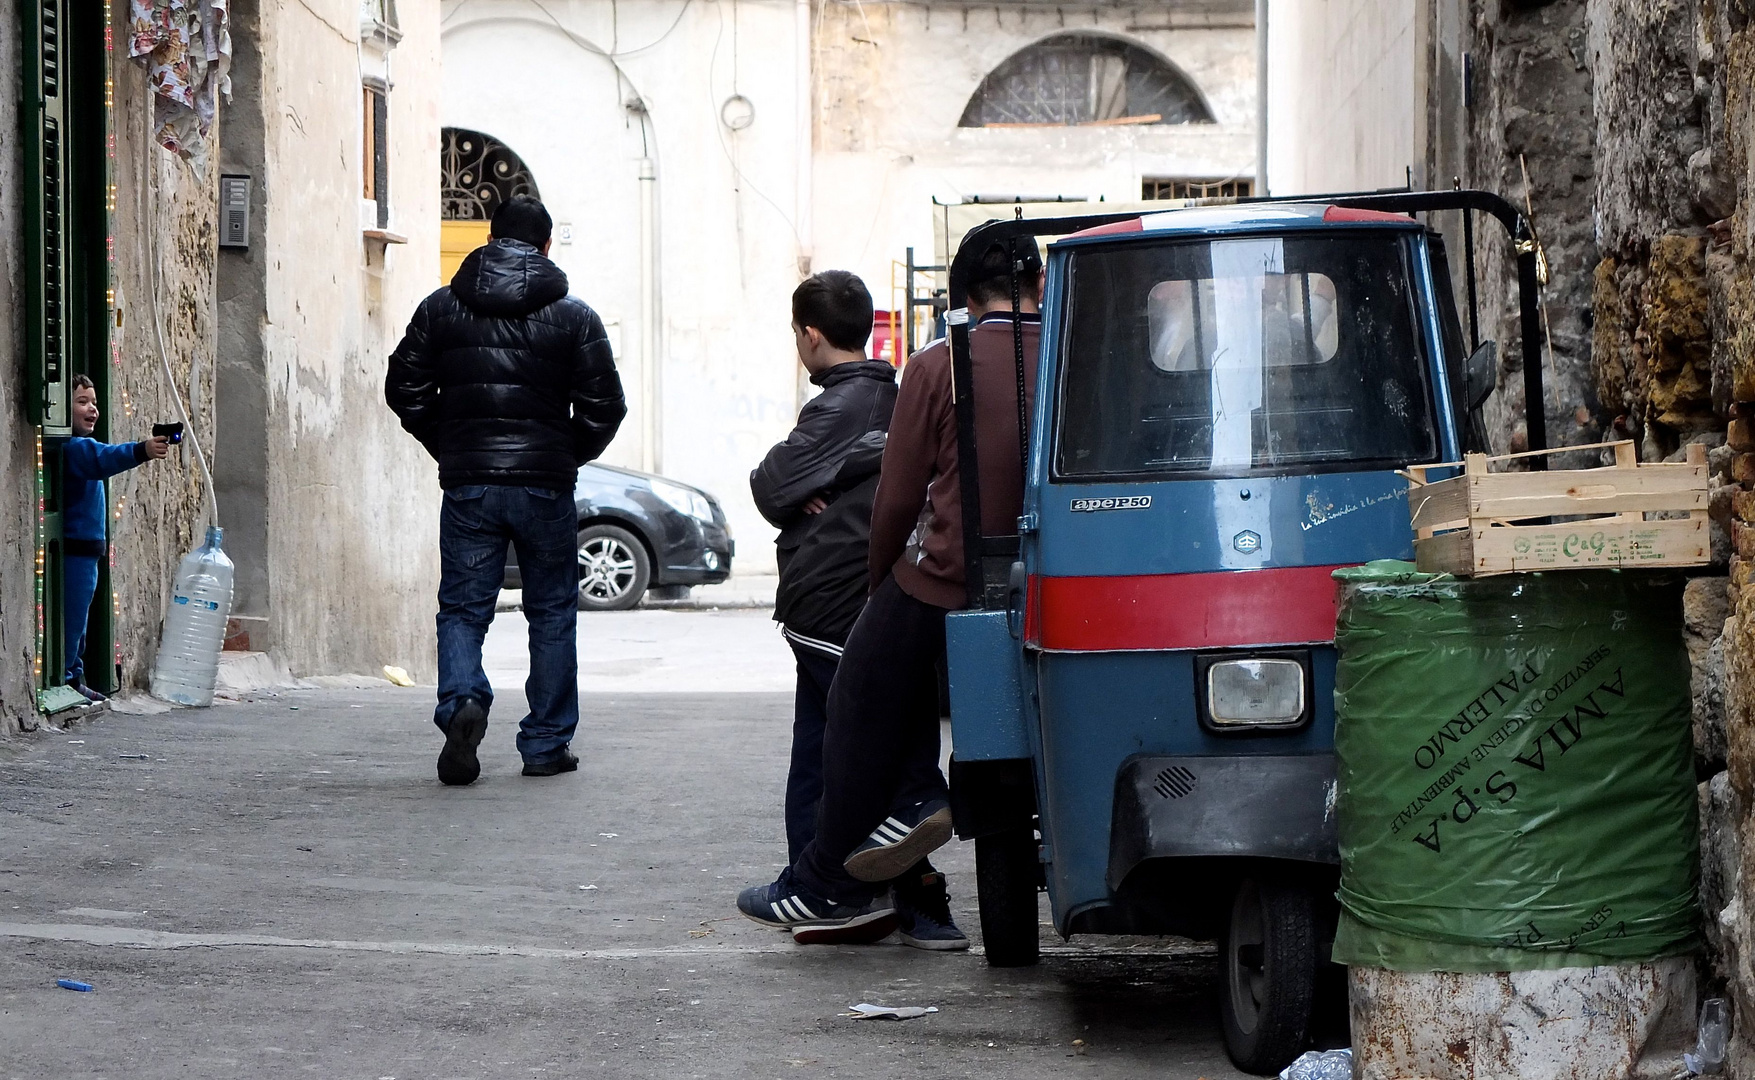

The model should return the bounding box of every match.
[639,155,660,474]
[795,0,812,276]
[1256,0,1268,196]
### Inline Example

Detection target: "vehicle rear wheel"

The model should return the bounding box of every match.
[1220,876,1318,1076]
[975,827,1039,968]
[577,525,650,611]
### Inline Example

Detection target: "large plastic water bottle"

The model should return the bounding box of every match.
[150,526,235,706]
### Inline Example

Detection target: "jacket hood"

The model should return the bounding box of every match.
[450,238,570,318]
[811,358,897,388]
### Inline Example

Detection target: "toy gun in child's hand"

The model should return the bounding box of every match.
[152,422,184,444]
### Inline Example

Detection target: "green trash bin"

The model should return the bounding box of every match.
[1330,560,1699,972]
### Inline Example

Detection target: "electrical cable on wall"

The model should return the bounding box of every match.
[708,0,803,247]
[146,176,219,533]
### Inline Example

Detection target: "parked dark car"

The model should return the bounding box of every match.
[502,463,734,611]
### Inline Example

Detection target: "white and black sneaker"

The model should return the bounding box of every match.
[736,869,898,944]
[843,798,954,883]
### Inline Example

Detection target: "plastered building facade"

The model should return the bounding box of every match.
[1,0,447,730]
[214,0,445,680]
[440,0,1257,569]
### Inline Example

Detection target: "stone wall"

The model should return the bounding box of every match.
[1586,1,1755,1072]
[248,0,443,681]
[108,53,220,692]
[1467,0,1599,457]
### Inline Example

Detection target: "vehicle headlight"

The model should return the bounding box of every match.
[1206,659,1305,727]
[651,480,715,522]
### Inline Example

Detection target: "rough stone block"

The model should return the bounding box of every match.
[1699,635,1730,773]
[1688,578,1731,775]
[1701,771,1742,965]
[1713,442,1736,480]
[1688,575,1733,641]
[1737,522,1755,560]
[1734,453,1755,483]
[1724,608,1755,804]
[1731,418,1755,451]
[1734,487,1755,522]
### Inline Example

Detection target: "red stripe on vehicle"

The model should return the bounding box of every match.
[1322,205,1412,224]
[1029,565,1349,652]
[1068,218,1143,238]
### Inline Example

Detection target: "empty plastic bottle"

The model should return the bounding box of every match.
[1280,1049,1353,1080]
[1686,998,1729,1075]
[150,526,234,707]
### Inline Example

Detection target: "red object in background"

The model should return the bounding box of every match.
[871,310,901,367]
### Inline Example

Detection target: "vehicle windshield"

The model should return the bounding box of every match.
[1055,231,1439,479]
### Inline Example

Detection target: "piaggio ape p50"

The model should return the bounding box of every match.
[942,190,1550,1075]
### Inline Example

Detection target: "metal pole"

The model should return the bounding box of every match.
[905,246,916,359]
[795,0,813,277]
[1463,205,1479,351]
[639,156,659,474]
[1255,0,1268,196]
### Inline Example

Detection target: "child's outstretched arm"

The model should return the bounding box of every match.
[64,435,168,480]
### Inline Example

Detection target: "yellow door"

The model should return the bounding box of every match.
[440,220,491,284]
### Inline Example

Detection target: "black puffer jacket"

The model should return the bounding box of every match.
[752,360,897,652]
[386,239,627,490]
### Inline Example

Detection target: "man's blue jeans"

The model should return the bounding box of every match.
[435,484,579,765]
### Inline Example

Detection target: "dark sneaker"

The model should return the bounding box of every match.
[73,682,107,704]
[522,750,579,777]
[893,870,970,951]
[844,799,954,883]
[737,869,898,944]
[436,698,488,786]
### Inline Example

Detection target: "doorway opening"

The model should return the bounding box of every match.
[439,127,540,282]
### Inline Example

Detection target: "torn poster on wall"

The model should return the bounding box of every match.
[128,0,233,171]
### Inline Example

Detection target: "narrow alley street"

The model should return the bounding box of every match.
[0,611,1251,1078]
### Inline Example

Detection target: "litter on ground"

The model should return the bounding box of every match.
[844,1003,938,1020]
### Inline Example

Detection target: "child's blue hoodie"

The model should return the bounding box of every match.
[63,438,147,543]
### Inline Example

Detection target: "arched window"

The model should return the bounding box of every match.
[958,34,1212,128]
[440,127,540,221]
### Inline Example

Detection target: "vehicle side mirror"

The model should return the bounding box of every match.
[1464,341,1497,412]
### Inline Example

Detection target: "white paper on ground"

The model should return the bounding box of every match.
[845,1003,939,1021]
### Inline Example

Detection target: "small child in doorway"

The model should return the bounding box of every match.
[63,374,170,701]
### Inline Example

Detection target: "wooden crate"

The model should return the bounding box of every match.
[1405,440,1709,576]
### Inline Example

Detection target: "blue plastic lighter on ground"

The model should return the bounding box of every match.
[56,978,94,992]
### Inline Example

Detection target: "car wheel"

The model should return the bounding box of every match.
[577,524,651,611]
[974,826,1040,968]
[1220,876,1318,1076]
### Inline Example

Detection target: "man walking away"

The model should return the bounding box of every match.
[738,242,1039,944]
[387,195,626,786]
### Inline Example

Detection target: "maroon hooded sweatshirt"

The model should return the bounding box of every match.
[867,312,1039,610]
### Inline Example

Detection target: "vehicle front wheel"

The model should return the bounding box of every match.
[974,827,1040,968]
[577,524,651,611]
[1220,876,1319,1075]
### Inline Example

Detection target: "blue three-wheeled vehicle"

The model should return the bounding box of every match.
[943,191,1550,1074]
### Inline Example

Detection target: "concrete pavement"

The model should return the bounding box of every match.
[0,615,1254,1079]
